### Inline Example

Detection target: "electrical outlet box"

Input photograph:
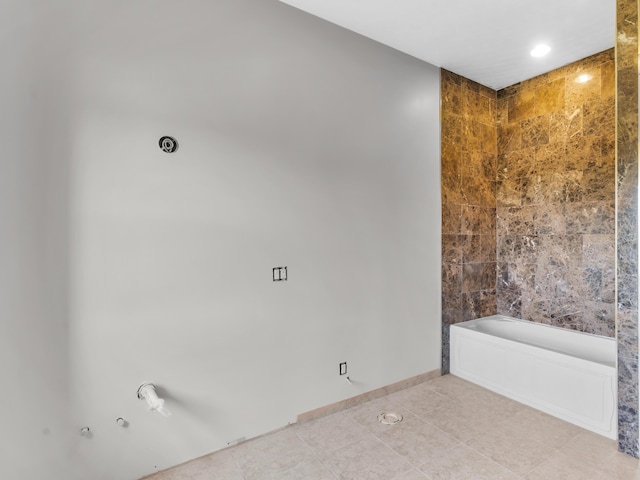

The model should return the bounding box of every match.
[273,266,287,281]
[339,362,347,376]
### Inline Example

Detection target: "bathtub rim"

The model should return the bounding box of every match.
[451,314,616,368]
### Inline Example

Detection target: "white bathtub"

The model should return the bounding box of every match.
[450,315,617,439]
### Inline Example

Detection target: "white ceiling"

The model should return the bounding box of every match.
[278,0,616,90]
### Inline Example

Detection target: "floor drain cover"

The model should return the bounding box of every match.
[377,412,403,425]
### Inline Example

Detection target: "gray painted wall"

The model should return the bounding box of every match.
[0,1,442,479]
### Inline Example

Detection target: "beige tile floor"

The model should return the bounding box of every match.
[147,374,640,480]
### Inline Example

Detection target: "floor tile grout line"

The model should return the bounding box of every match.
[519,428,587,477]
[448,441,527,479]
[460,439,530,479]
[457,412,590,478]
[367,434,423,476]
[292,426,341,480]
[295,412,384,461]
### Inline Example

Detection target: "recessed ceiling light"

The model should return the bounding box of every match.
[530,44,551,57]
[576,74,592,83]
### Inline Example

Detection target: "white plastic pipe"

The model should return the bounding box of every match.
[137,383,171,417]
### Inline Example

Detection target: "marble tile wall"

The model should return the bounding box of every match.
[615,0,638,457]
[496,49,616,337]
[441,70,498,373]
[442,2,639,457]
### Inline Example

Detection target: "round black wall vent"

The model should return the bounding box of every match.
[159,136,178,153]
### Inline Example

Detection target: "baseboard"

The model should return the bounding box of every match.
[296,369,441,424]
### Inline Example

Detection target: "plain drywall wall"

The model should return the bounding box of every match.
[0,4,75,479]
[2,1,441,479]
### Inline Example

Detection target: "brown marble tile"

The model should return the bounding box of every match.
[497,123,522,152]
[507,206,536,235]
[582,234,616,270]
[497,150,522,180]
[617,68,639,147]
[496,180,522,208]
[463,86,480,119]
[442,263,462,295]
[521,173,566,205]
[441,113,463,149]
[533,204,566,235]
[497,97,509,125]
[579,265,611,304]
[464,120,482,151]
[601,132,616,164]
[582,164,616,202]
[441,74,462,116]
[479,121,497,154]
[535,78,565,115]
[496,153,508,181]
[525,68,566,93]
[565,135,602,170]
[566,67,602,107]
[462,289,498,321]
[565,202,615,234]
[496,207,510,233]
[479,289,498,317]
[549,108,583,142]
[581,303,615,336]
[441,142,461,177]
[478,83,496,101]
[562,170,584,203]
[442,235,462,264]
[508,89,535,123]
[584,97,615,137]
[442,52,621,419]
[460,175,495,207]
[509,261,538,292]
[497,234,543,265]
[442,293,462,325]
[497,292,521,318]
[478,93,496,126]
[462,263,496,293]
[461,205,495,235]
[521,115,550,148]
[601,60,615,99]
[441,173,462,205]
[534,141,566,175]
[461,151,497,182]
[462,234,496,264]
[461,77,480,94]
[500,83,521,100]
[491,49,616,354]
[442,203,462,235]
[481,152,497,178]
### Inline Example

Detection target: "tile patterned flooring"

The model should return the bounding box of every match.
[147,374,640,480]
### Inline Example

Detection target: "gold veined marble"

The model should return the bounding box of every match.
[520,114,550,148]
[443,51,617,372]
[535,78,565,115]
[508,89,535,123]
[495,49,616,339]
[566,67,602,107]
[441,70,497,372]
[497,123,522,152]
[442,50,616,375]
[601,60,616,98]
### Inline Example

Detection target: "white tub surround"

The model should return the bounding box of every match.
[450,315,617,439]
